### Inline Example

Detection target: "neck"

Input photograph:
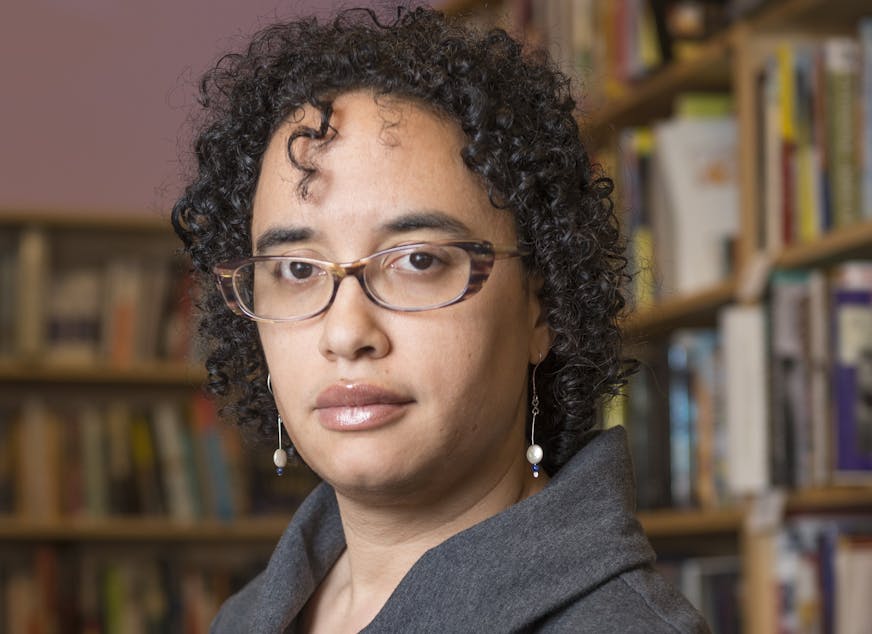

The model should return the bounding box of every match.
[319,448,549,631]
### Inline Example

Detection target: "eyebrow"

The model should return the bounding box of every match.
[254,210,472,255]
[254,226,313,254]
[378,210,472,237]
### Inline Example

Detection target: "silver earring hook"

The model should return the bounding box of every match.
[526,353,544,478]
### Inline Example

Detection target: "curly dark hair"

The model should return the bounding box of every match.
[172,5,631,475]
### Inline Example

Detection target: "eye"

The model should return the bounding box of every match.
[407,251,435,270]
[275,259,318,281]
[387,246,449,274]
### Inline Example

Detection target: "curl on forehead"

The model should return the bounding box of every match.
[276,91,462,201]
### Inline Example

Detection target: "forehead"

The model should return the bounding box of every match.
[251,91,516,252]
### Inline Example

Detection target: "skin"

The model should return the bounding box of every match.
[252,91,552,633]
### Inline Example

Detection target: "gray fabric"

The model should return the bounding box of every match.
[211,427,711,633]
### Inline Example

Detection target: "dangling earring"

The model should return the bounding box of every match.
[274,413,288,476]
[526,358,544,478]
[267,373,289,476]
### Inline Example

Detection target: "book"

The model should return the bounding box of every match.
[720,304,769,495]
[16,399,61,520]
[0,407,15,514]
[80,405,109,518]
[652,115,738,295]
[44,266,102,364]
[105,402,137,514]
[824,37,861,229]
[0,231,16,359]
[129,408,165,516]
[861,18,872,220]
[669,333,696,508]
[190,394,235,520]
[769,270,813,489]
[677,555,741,634]
[625,342,673,510]
[152,401,197,521]
[619,127,658,307]
[834,535,872,632]
[830,263,872,481]
[102,258,143,367]
[15,226,48,359]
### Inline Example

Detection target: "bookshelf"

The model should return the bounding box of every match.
[444,0,872,631]
[0,516,288,543]
[0,361,204,386]
[0,211,317,629]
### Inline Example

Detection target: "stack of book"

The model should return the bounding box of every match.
[757,20,872,251]
[0,545,268,633]
[0,396,319,522]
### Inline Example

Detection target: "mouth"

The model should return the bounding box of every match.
[315,383,414,430]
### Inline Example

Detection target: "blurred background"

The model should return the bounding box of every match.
[2,1,872,632]
[0,0,423,216]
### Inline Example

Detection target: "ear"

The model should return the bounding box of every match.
[525,274,554,365]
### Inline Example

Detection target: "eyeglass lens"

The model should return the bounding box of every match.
[234,244,474,320]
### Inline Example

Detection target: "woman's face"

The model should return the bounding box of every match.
[252,91,551,504]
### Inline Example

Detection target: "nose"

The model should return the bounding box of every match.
[317,274,390,362]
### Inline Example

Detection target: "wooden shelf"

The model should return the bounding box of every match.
[583,32,733,144]
[621,278,736,339]
[638,486,872,540]
[0,361,205,386]
[786,486,872,513]
[3,486,867,544]
[774,220,872,270]
[639,506,745,538]
[0,209,172,232]
[0,516,289,543]
[745,0,872,34]
[439,0,504,16]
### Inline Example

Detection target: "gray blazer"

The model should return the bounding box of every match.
[211,427,711,633]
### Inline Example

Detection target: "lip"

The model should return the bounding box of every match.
[315,383,413,430]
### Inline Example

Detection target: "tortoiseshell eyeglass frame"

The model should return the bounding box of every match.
[212,240,527,323]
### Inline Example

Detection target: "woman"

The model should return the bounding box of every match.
[173,7,709,633]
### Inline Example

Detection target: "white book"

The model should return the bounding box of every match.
[721,304,769,495]
[653,117,739,295]
[835,539,872,634]
[152,401,195,521]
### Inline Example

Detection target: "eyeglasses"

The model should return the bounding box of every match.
[213,240,525,322]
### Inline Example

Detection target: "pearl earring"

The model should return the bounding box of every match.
[526,358,544,478]
[274,413,288,476]
[267,373,289,476]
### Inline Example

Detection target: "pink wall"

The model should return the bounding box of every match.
[0,1,437,217]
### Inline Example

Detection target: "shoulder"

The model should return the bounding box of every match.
[210,482,345,633]
[536,566,712,634]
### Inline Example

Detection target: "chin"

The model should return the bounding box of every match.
[317,453,441,502]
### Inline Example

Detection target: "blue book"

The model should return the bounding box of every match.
[832,286,872,480]
[669,333,696,508]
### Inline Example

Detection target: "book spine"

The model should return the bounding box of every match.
[824,38,860,229]
[721,304,770,495]
[861,18,872,219]
[831,286,872,480]
[15,226,47,360]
